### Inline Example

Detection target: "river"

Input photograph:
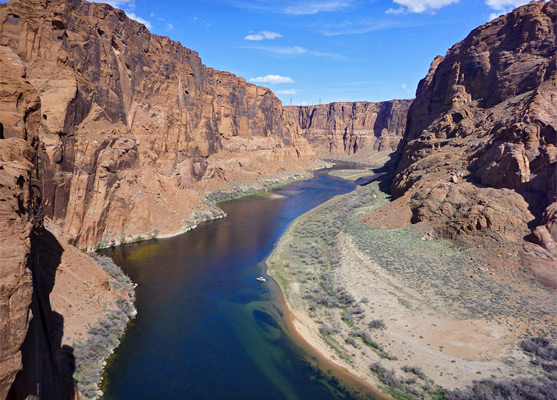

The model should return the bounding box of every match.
[100,167,379,400]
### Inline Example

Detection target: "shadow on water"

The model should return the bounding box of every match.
[100,166,382,400]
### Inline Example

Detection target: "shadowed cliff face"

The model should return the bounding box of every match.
[284,100,412,157]
[391,0,557,287]
[0,45,79,399]
[0,0,316,250]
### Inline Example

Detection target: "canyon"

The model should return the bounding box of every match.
[0,0,555,399]
[0,0,411,397]
[284,100,411,158]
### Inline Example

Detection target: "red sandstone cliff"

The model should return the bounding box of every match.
[0,44,75,400]
[0,41,136,400]
[284,100,412,158]
[388,0,556,287]
[0,0,316,251]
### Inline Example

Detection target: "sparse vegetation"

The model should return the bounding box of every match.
[205,172,311,204]
[90,254,134,291]
[520,337,557,362]
[73,254,136,400]
[445,377,557,400]
[267,178,556,400]
[368,319,386,330]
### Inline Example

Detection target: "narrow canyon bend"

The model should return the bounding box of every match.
[0,0,555,399]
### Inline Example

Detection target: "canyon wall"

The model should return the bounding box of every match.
[0,0,316,397]
[284,100,412,158]
[390,0,556,287]
[0,41,135,400]
[0,0,316,251]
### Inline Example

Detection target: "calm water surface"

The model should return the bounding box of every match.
[101,167,378,400]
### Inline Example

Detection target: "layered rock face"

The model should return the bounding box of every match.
[0,45,38,399]
[0,45,78,400]
[391,0,557,287]
[284,100,412,158]
[0,0,315,250]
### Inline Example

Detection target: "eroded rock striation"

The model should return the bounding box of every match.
[0,0,316,250]
[0,45,76,400]
[0,36,136,399]
[390,0,557,287]
[284,100,412,158]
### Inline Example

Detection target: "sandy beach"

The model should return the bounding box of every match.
[267,175,556,398]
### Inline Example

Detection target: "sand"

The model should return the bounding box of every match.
[267,181,556,398]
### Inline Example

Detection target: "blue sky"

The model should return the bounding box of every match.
[102,1,531,104]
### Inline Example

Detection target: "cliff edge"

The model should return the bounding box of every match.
[388,0,556,287]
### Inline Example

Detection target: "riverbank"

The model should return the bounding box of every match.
[42,221,136,400]
[92,167,327,251]
[75,169,317,398]
[99,165,378,400]
[266,176,556,399]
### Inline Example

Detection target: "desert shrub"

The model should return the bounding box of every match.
[361,332,397,360]
[369,362,401,389]
[368,319,386,330]
[402,365,427,380]
[369,361,387,374]
[349,328,362,337]
[405,376,417,385]
[319,324,338,335]
[315,294,339,308]
[361,332,380,348]
[341,311,353,323]
[520,337,557,361]
[542,363,557,373]
[75,254,136,400]
[90,253,134,291]
[351,304,365,315]
[445,378,557,400]
[337,288,355,305]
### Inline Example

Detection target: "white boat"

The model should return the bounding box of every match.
[256,277,267,282]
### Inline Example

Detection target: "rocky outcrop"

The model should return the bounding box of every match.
[391,0,557,287]
[284,100,412,158]
[0,137,37,399]
[0,31,135,400]
[0,0,316,250]
[0,45,76,399]
[0,44,40,398]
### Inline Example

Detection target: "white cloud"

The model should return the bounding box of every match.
[276,89,299,95]
[103,0,135,9]
[190,17,212,27]
[249,75,295,84]
[321,18,400,36]
[247,45,343,59]
[254,46,307,55]
[485,0,533,20]
[283,1,353,15]
[401,83,407,89]
[166,23,174,30]
[389,0,459,13]
[127,13,152,29]
[485,0,530,11]
[245,31,282,40]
